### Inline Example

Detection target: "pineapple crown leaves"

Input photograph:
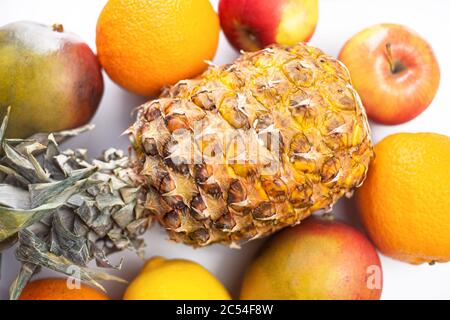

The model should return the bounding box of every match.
[0,108,150,299]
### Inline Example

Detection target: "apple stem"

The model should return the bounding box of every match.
[385,43,395,73]
[384,43,407,74]
[52,24,64,33]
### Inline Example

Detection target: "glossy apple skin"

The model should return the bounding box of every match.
[339,24,440,125]
[0,21,103,138]
[219,0,318,52]
[240,216,382,300]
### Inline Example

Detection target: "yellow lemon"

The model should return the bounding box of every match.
[123,257,231,300]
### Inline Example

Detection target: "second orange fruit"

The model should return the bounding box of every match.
[96,0,220,96]
[356,133,450,264]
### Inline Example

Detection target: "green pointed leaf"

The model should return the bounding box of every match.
[9,263,38,300]
[50,209,91,266]
[29,167,97,208]
[23,142,51,182]
[0,202,59,241]
[3,142,36,183]
[0,184,31,209]
[44,135,65,180]
[0,168,97,241]
[0,164,30,186]
[15,124,95,155]
[16,229,126,293]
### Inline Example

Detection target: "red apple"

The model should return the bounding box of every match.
[339,24,440,125]
[219,0,318,52]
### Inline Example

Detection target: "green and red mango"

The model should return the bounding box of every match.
[0,21,103,138]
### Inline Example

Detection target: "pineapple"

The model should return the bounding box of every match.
[0,43,373,298]
[128,44,373,246]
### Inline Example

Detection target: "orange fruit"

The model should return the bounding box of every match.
[19,278,109,300]
[96,0,220,96]
[356,133,450,264]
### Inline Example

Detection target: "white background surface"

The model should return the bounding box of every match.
[1,0,449,300]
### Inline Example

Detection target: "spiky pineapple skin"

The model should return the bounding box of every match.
[129,43,374,247]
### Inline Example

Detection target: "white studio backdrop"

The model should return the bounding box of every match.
[0,0,449,300]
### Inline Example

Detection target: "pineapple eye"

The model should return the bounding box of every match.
[290,184,313,208]
[189,228,210,244]
[227,179,247,204]
[214,213,236,232]
[142,137,158,156]
[158,173,175,193]
[320,112,351,151]
[168,81,192,97]
[317,55,350,80]
[163,210,181,229]
[288,90,321,128]
[344,161,367,189]
[321,157,341,184]
[289,133,312,156]
[254,112,273,132]
[282,59,315,87]
[322,80,358,111]
[252,201,275,220]
[203,183,222,198]
[218,95,250,129]
[252,51,276,68]
[289,90,310,108]
[164,157,189,175]
[163,195,186,210]
[193,164,211,184]
[321,112,346,134]
[165,114,190,132]
[261,177,288,203]
[219,68,245,87]
[143,104,162,121]
[192,90,216,110]
[190,194,207,217]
